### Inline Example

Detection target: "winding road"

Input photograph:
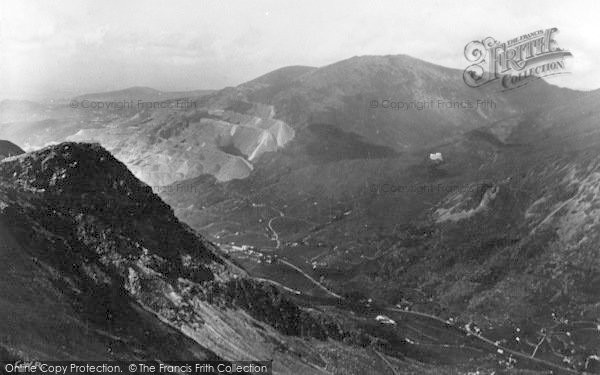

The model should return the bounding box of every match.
[246,204,582,374]
[267,207,284,249]
[262,204,342,299]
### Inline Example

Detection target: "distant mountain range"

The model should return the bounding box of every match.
[1,53,599,373]
[73,86,215,102]
[157,55,600,372]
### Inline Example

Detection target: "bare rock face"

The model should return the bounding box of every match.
[67,102,295,186]
[0,142,226,360]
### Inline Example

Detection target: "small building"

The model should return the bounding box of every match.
[429,152,443,162]
[375,315,396,325]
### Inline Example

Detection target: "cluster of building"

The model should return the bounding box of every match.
[227,244,278,264]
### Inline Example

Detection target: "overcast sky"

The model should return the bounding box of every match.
[1,0,598,100]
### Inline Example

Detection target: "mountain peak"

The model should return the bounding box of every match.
[243,65,317,86]
[0,142,221,269]
[0,140,24,159]
[1,142,149,195]
[73,86,164,102]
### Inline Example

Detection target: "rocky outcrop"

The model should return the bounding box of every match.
[0,142,395,374]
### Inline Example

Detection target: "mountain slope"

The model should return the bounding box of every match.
[238,54,577,150]
[155,59,600,373]
[2,142,491,374]
[0,140,24,159]
[3,55,578,187]
[0,143,328,370]
[3,52,599,372]
[0,142,225,360]
[0,221,218,361]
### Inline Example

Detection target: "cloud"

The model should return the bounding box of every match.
[1,0,598,100]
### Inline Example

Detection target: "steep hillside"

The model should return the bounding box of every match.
[3,53,598,373]
[0,143,345,371]
[0,142,225,360]
[67,102,295,185]
[0,140,24,159]
[156,62,600,373]
[236,55,576,150]
[2,54,570,187]
[1,142,514,374]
